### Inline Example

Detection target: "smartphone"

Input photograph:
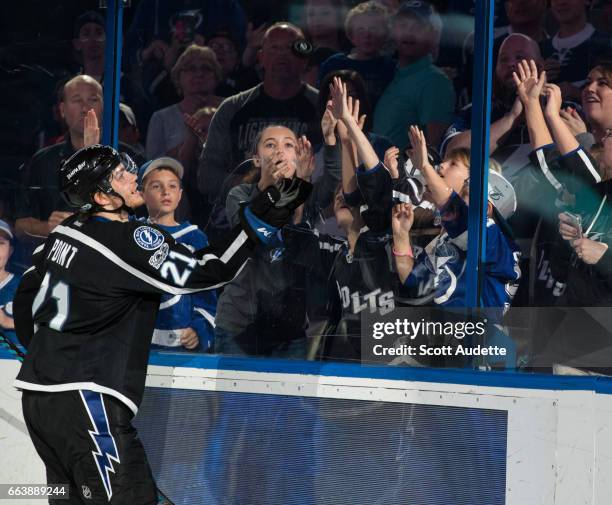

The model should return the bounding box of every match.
[563,211,583,238]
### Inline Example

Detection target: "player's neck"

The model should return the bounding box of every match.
[94,210,130,222]
[0,270,9,283]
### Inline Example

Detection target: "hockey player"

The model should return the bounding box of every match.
[12,144,311,504]
[139,157,216,352]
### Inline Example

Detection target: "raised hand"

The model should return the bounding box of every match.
[407,125,429,173]
[321,102,337,145]
[384,146,400,179]
[392,203,414,242]
[512,59,546,105]
[296,135,314,180]
[329,76,352,123]
[543,83,563,118]
[559,107,587,136]
[83,109,100,147]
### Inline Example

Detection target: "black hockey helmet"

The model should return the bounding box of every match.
[60,144,137,211]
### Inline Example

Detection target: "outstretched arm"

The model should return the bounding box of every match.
[330,77,377,169]
[408,126,452,208]
[512,59,553,150]
[543,83,580,155]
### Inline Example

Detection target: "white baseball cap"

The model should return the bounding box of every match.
[488,171,517,220]
[138,157,185,187]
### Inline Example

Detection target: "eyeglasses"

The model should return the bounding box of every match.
[181,65,214,74]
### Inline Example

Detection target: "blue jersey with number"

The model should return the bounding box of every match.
[151,222,217,351]
[405,192,521,310]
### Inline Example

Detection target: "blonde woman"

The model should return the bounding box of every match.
[146,44,223,159]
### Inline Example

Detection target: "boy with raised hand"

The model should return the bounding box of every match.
[139,157,216,352]
[392,125,521,310]
[318,1,396,107]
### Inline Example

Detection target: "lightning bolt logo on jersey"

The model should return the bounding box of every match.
[80,390,121,500]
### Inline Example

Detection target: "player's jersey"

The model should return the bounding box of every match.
[150,221,217,350]
[13,215,253,414]
[405,192,521,310]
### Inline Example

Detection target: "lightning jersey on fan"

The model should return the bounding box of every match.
[405,192,521,310]
[149,221,217,351]
[13,215,253,414]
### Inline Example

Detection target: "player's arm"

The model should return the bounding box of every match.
[124,180,313,295]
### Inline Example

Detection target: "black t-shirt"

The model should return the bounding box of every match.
[540,26,611,86]
[230,86,322,161]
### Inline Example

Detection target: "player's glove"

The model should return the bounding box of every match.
[240,177,313,244]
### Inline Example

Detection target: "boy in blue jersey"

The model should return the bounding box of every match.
[0,220,22,354]
[392,126,521,311]
[139,157,217,352]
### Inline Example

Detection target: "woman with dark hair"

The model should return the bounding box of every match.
[582,63,612,145]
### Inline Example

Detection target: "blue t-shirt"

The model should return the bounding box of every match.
[151,221,217,352]
[318,53,396,107]
[0,272,22,355]
[405,192,521,310]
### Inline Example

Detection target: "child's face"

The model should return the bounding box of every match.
[256,126,299,180]
[141,169,182,219]
[348,13,388,58]
[392,16,433,62]
[438,157,470,194]
[0,235,12,272]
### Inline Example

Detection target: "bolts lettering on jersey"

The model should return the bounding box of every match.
[339,286,395,316]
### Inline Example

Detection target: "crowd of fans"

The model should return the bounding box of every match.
[1,0,611,368]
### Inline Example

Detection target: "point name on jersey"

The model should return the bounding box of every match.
[48,239,79,269]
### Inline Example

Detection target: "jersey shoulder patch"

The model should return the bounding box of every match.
[133,226,165,250]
